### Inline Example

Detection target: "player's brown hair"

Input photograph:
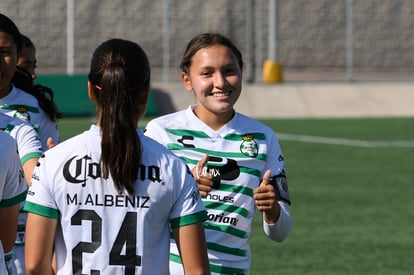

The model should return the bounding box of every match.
[180,32,244,74]
[12,34,63,122]
[0,13,22,52]
[88,39,150,194]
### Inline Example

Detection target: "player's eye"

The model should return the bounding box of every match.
[200,71,212,77]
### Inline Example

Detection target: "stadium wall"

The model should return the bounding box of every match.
[36,75,158,117]
[1,0,414,80]
[36,74,414,118]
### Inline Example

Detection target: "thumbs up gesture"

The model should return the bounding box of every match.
[192,154,213,198]
[254,170,281,224]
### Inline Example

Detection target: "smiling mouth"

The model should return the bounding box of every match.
[212,91,231,97]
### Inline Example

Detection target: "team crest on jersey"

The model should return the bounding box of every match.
[13,106,31,123]
[240,135,258,157]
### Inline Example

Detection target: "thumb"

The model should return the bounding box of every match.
[196,154,209,178]
[260,170,272,187]
[47,137,56,150]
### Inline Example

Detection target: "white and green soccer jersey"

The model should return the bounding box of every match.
[1,113,43,274]
[0,113,43,165]
[0,131,27,208]
[24,125,206,275]
[0,85,59,150]
[0,133,27,275]
[145,105,291,274]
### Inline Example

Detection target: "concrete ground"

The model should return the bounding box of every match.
[151,81,414,118]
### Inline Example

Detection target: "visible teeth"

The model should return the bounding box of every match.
[213,91,230,97]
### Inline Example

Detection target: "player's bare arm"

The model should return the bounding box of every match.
[173,222,210,275]
[25,213,57,275]
[253,170,281,224]
[22,158,39,185]
[0,204,19,252]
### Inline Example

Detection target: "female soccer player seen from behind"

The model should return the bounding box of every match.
[0,13,59,151]
[145,32,292,274]
[0,131,27,275]
[24,38,210,275]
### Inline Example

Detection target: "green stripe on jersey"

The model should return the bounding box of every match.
[24,201,60,219]
[219,183,253,197]
[239,166,261,178]
[0,191,27,207]
[0,104,39,113]
[1,123,15,132]
[170,210,207,229]
[204,222,248,239]
[165,128,210,138]
[207,242,247,256]
[224,132,266,141]
[169,252,182,264]
[20,152,42,165]
[210,263,246,275]
[170,252,247,275]
[166,143,267,161]
[203,201,251,218]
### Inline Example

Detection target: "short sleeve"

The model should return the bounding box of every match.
[24,156,60,219]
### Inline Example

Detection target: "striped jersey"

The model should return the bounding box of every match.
[145,105,291,274]
[0,131,27,209]
[0,132,27,275]
[0,85,59,150]
[0,113,43,165]
[1,112,43,274]
[24,125,206,275]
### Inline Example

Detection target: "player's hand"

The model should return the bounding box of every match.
[47,137,56,150]
[254,170,281,224]
[192,154,213,198]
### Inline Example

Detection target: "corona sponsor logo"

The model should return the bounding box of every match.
[62,155,162,187]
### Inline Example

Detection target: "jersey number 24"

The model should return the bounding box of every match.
[71,209,141,275]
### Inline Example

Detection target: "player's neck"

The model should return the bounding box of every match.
[193,108,235,131]
[0,83,12,98]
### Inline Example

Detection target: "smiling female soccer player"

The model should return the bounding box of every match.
[145,33,292,274]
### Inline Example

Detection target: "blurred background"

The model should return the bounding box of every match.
[1,0,414,118]
[2,0,414,82]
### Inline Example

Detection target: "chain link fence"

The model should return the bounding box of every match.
[1,0,414,82]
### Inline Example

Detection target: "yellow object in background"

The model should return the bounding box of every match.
[262,60,283,84]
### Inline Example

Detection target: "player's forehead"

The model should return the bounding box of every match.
[190,45,239,70]
[0,32,17,48]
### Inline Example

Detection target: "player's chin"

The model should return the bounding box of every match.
[213,105,234,115]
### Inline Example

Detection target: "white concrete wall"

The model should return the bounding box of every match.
[152,81,414,118]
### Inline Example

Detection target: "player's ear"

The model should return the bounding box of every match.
[181,72,193,92]
[87,81,97,102]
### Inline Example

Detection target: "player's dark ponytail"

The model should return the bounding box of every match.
[88,39,150,194]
